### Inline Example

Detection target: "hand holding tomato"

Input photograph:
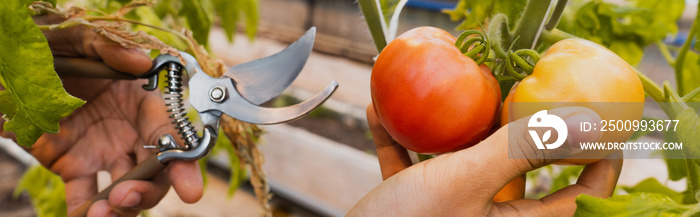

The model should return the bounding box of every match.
[347,105,622,216]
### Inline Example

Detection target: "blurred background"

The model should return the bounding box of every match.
[1,0,698,216]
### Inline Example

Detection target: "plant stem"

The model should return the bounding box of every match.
[357,0,388,52]
[682,86,700,102]
[675,2,700,95]
[87,17,184,37]
[512,0,552,50]
[487,14,510,58]
[635,68,665,103]
[545,0,568,30]
[656,41,676,66]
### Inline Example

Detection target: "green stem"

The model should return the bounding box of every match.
[675,5,699,95]
[545,0,568,30]
[86,17,183,37]
[680,204,700,217]
[487,14,510,58]
[682,86,700,102]
[512,0,552,49]
[417,153,434,162]
[656,41,676,66]
[357,0,388,52]
[635,69,665,102]
[664,82,690,112]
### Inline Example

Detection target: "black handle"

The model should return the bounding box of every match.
[54,57,139,80]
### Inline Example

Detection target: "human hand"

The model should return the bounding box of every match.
[1,15,203,216]
[348,104,622,216]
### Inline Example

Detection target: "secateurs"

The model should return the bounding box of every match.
[55,27,338,217]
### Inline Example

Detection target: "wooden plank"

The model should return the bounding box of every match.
[209,124,382,216]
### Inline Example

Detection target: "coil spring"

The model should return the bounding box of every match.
[164,63,199,149]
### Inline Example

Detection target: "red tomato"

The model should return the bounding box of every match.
[370,26,501,154]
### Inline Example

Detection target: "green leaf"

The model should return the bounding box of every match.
[575,1,600,30]
[241,0,259,41]
[622,178,685,204]
[678,51,700,96]
[634,0,684,40]
[609,40,644,66]
[14,165,67,217]
[0,90,16,118]
[133,7,188,51]
[222,136,246,197]
[445,0,526,31]
[180,0,212,45]
[212,0,259,42]
[574,193,696,217]
[198,125,247,196]
[663,129,687,181]
[675,108,700,202]
[0,0,85,147]
[212,0,238,42]
[554,0,685,66]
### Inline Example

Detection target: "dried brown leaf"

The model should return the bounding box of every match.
[116,1,152,17]
[221,116,270,216]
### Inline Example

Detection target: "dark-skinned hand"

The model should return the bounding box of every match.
[347,104,622,216]
[1,15,203,217]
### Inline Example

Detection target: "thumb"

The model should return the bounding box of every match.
[457,107,604,198]
[90,38,153,74]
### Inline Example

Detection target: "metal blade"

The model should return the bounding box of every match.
[189,72,338,125]
[226,27,316,105]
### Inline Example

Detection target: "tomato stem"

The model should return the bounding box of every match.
[675,2,700,95]
[656,41,676,66]
[357,0,388,52]
[635,69,665,103]
[511,0,552,50]
[681,86,700,102]
[544,0,568,30]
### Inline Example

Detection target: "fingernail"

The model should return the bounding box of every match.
[565,112,602,145]
[119,192,141,208]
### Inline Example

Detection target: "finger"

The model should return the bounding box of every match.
[167,160,204,203]
[492,158,623,216]
[34,15,152,74]
[65,175,98,213]
[539,158,622,215]
[132,93,181,162]
[367,104,412,180]
[109,156,136,182]
[90,39,153,74]
[132,93,203,203]
[108,174,171,211]
[454,107,604,203]
[86,200,116,217]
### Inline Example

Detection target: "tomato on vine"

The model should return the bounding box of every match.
[370,26,501,154]
[502,38,645,165]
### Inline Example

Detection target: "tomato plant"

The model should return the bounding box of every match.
[362,0,700,215]
[370,26,500,154]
